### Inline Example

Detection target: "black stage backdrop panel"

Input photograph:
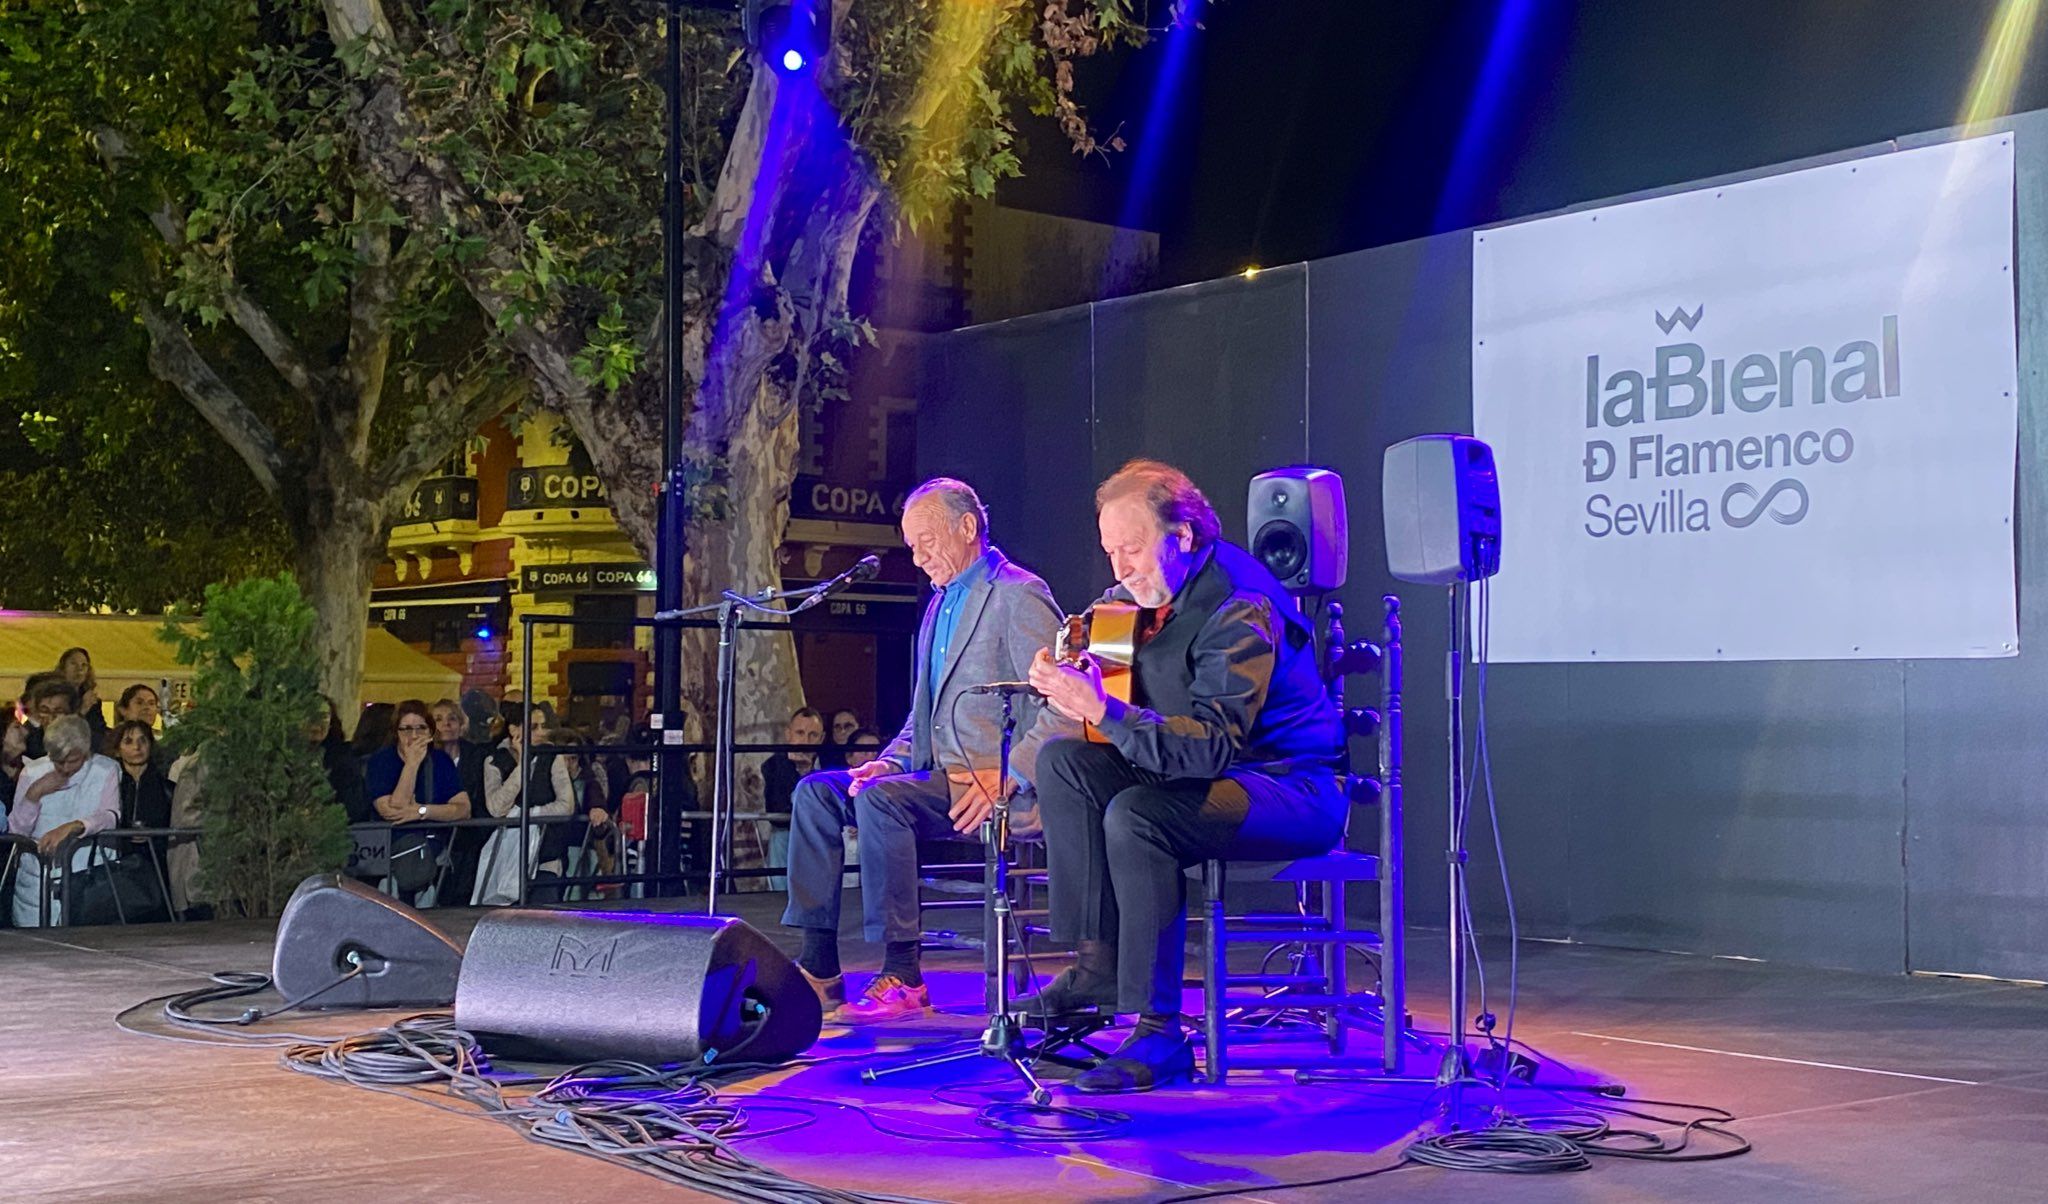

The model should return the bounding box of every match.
[919,308,1099,612]
[1895,109,2048,981]
[1563,662,1907,972]
[916,111,2048,980]
[1090,264,1310,549]
[1303,237,1579,939]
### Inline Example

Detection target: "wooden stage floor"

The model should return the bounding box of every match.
[5,892,2048,1203]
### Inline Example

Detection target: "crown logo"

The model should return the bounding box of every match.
[1655,305,1703,334]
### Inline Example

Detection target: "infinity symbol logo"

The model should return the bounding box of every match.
[1721,478,1809,528]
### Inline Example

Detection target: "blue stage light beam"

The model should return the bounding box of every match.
[1432,0,1551,234]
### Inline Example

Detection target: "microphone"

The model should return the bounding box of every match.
[792,554,881,613]
[966,680,1043,696]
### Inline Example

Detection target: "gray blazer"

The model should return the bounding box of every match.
[880,546,1076,789]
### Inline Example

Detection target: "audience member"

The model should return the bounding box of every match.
[363,700,471,905]
[109,720,173,866]
[167,747,209,920]
[56,647,106,744]
[433,698,491,904]
[819,707,862,769]
[116,684,161,727]
[461,688,502,746]
[557,731,620,898]
[7,715,120,927]
[844,729,883,770]
[313,698,367,823]
[21,674,75,760]
[0,706,20,810]
[473,704,575,906]
[760,708,824,891]
[350,702,395,760]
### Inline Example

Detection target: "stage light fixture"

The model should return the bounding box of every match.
[745,0,829,75]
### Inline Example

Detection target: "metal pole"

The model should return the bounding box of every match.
[651,0,690,896]
[518,614,535,906]
[1440,583,1469,1093]
[706,598,740,915]
[1379,594,1407,1075]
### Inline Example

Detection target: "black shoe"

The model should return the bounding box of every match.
[1073,1030,1195,1094]
[1015,967,1119,1018]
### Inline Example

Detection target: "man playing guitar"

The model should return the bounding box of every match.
[1025,458,1347,1093]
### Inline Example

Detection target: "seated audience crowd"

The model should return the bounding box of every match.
[0,643,867,926]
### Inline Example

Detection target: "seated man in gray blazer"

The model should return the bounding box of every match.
[783,477,1074,1023]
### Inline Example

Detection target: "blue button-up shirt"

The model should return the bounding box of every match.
[928,547,999,691]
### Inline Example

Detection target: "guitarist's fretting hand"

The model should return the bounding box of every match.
[1029,646,1109,726]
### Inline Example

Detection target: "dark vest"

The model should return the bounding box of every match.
[1129,541,1343,774]
[491,745,563,861]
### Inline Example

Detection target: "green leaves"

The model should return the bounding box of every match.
[162,572,349,917]
[570,302,640,392]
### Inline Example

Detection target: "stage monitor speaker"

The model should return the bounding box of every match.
[272,874,465,1009]
[455,909,823,1065]
[1382,435,1502,585]
[1248,466,1348,593]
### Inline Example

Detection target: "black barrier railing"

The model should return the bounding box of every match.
[0,832,41,927]
[4,803,832,926]
[517,605,900,906]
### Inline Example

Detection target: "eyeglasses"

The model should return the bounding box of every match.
[397,724,430,733]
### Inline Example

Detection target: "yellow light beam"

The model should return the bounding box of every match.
[1961,0,2042,128]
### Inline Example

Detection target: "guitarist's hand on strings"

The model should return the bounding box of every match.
[1029,646,1109,726]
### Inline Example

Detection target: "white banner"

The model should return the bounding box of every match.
[1471,135,2019,662]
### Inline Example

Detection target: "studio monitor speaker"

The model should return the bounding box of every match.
[1248,466,1348,593]
[272,874,465,1009]
[454,909,823,1065]
[1382,435,1502,585]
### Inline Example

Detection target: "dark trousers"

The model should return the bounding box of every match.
[781,769,958,945]
[1035,737,1345,1015]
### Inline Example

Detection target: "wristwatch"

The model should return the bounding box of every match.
[416,805,428,820]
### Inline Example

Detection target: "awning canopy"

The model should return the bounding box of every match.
[0,613,459,708]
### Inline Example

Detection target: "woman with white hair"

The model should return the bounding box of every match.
[7,715,120,926]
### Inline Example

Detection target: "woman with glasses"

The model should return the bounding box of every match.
[8,715,120,926]
[363,699,472,905]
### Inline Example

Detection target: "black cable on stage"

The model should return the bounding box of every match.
[1153,1157,1414,1203]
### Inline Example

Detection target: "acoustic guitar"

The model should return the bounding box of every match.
[1057,600,1144,742]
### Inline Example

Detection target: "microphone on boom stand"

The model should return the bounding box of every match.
[791,554,881,614]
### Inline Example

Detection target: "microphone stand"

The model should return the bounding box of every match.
[862,687,1113,1103]
[658,567,869,916]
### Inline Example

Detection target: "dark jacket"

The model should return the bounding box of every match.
[446,739,490,819]
[1096,540,1344,780]
[322,738,369,823]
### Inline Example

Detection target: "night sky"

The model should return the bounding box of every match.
[999,0,2048,287]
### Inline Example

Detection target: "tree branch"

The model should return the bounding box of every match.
[369,372,524,509]
[132,189,338,406]
[221,286,332,404]
[137,301,291,499]
[343,195,394,459]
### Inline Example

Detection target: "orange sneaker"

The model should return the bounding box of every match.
[833,973,932,1025]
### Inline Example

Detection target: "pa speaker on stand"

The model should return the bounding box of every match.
[1376,434,1501,1107]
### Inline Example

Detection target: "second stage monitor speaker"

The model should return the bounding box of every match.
[455,908,823,1065]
